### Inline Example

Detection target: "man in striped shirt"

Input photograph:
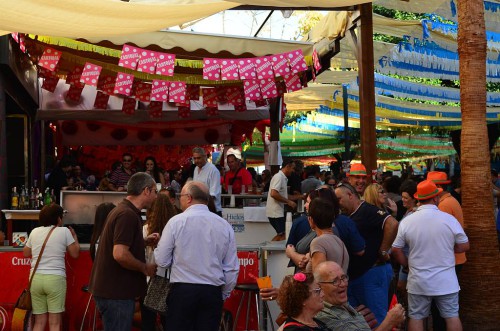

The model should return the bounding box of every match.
[109,153,135,191]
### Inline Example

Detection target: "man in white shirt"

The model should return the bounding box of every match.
[266,159,297,241]
[154,181,239,331]
[192,146,222,215]
[392,180,469,331]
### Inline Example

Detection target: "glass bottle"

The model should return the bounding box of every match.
[10,187,19,210]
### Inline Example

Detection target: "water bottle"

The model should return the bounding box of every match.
[285,212,293,240]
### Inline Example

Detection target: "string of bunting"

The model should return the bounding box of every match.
[18,33,320,119]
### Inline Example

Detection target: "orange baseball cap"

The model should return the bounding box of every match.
[427,171,451,185]
[347,163,368,177]
[414,179,443,200]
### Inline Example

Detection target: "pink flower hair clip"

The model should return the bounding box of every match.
[293,272,307,282]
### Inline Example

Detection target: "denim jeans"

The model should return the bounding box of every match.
[94,296,135,331]
[348,263,394,327]
[268,217,285,234]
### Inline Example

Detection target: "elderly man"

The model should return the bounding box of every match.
[192,146,222,216]
[155,181,239,331]
[266,159,298,241]
[334,182,399,326]
[347,163,370,196]
[89,172,159,330]
[315,261,405,331]
[392,180,469,331]
[108,153,135,191]
[224,153,253,194]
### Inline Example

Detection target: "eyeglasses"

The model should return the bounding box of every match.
[310,287,322,296]
[336,182,358,196]
[123,159,132,162]
[179,193,191,198]
[319,275,349,286]
[378,189,386,194]
[146,187,158,194]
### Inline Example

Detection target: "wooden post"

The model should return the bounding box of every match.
[269,97,281,176]
[357,3,377,173]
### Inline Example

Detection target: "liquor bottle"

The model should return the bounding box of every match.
[29,187,36,210]
[44,188,52,206]
[37,189,43,209]
[50,189,57,204]
[10,187,19,210]
[19,186,27,210]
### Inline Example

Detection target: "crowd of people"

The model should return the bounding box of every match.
[24,149,476,331]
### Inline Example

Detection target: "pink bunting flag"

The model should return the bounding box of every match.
[38,67,57,79]
[243,79,262,101]
[216,87,228,103]
[66,65,85,88]
[121,97,136,115]
[65,85,84,102]
[284,74,303,92]
[148,101,163,118]
[19,34,26,53]
[113,72,134,96]
[137,50,159,74]
[168,81,187,103]
[202,88,218,107]
[38,47,62,71]
[287,49,307,74]
[93,91,109,109]
[11,33,19,43]
[237,58,257,80]
[150,79,169,102]
[118,44,141,70]
[155,53,176,76]
[226,86,245,106]
[187,85,200,100]
[97,75,116,95]
[220,59,240,81]
[178,106,191,118]
[271,53,291,77]
[41,77,59,92]
[255,56,274,80]
[312,48,322,72]
[134,82,152,102]
[203,58,221,81]
[206,107,219,117]
[80,62,102,86]
[259,79,278,99]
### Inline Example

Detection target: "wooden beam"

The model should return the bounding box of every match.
[357,3,377,173]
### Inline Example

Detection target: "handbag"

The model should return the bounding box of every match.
[15,226,56,311]
[143,269,171,315]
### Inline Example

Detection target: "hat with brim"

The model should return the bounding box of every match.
[414,179,443,200]
[427,171,451,185]
[347,163,368,177]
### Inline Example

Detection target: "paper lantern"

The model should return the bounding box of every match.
[111,128,128,141]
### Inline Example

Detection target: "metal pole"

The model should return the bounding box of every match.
[342,84,350,162]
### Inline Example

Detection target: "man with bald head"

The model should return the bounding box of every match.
[155,181,239,331]
[315,261,405,331]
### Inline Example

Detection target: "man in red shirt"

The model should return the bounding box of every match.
[224,154,253,194]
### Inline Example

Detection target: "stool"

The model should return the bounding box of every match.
[80,285,98,331]
[233,284,274,331]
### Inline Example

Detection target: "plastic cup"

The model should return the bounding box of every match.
[228,185,233,195]
[257,275,272,289]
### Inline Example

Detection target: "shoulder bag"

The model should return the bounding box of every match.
[15,226,56,311]
[143,268,171,315]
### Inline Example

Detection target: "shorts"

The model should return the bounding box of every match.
[31,274,67,314]
[408,292,459,320]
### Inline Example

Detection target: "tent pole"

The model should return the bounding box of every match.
[357,3,377,174]
[342,84,350,162]
[269,97,281,176]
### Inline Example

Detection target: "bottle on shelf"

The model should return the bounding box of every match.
[19,186,27,210]
[29,186,37,210]
[50,189,57,204]
[44,188,52,206]
[10,187,19,210]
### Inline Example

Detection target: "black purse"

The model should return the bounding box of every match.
[143,270,171,315]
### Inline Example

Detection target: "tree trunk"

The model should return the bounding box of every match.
[457,1,500,329]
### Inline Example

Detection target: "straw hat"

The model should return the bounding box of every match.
[414,179,443,200]
[347,163,368,177]
[427,171,451,185]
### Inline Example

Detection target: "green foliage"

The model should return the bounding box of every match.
[294,11,324,38]
[373,5,426,21]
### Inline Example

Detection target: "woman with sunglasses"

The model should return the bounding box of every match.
[277,272,329,330]
[364,183,397,217]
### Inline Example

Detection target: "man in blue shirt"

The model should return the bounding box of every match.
[155,181,239,331]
